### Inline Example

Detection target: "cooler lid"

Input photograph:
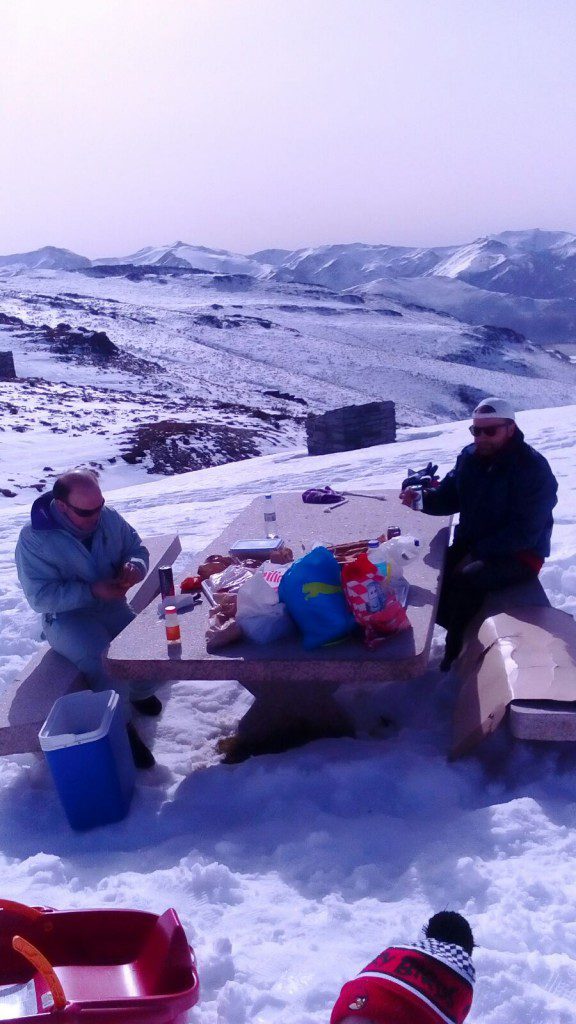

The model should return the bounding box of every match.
[38,689,119,751]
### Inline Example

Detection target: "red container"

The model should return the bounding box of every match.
[0,900,199,1023]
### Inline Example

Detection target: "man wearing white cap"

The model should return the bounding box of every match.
[400,398,558,670]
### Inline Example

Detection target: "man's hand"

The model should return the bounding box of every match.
[116,561,145,589]
[399,487,418,508]
[91,579,129,601]
[453,554,475,574]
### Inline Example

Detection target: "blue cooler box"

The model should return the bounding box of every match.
[39,689,136,830]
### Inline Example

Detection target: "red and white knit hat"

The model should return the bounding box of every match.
[330,938,475,1024]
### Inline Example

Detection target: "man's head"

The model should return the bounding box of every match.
[470,397,516,458]
[52,470,104,532]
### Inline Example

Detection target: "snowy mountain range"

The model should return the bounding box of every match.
[2,229,576,342]
[1,229,576,505]
[269,229,576,299]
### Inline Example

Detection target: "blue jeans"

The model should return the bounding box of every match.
[43,600,158,704]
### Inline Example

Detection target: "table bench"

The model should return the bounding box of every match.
[106,492,451,759]
[0,533,181,756]
[451,578,576,757]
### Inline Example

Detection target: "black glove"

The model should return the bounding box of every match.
[401,462,439,490]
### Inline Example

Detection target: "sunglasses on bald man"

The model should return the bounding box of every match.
[63,498,105,517]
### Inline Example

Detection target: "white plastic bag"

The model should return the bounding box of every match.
[236,572,294,644]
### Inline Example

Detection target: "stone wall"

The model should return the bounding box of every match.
[0,352,15,380]
[305,401,396,456]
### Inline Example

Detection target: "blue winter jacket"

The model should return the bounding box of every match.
[422,428,557,561]
[15,492,149,616]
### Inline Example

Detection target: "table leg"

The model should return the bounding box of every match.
[219,679,355,762]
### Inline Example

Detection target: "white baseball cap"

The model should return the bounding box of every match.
[472,397,515,421]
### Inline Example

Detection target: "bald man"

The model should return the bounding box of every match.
[15,470,158,768]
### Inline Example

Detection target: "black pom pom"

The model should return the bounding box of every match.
[425,911,474,955]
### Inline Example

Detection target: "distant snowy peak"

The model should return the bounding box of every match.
[434,231,576,298]
[270,230,576,300]
[0,245,90,271]
[94,241,269,277]
[430,238,509,280]
[489,228,576,253]
[271,243,455,290]
[249,248,293,266]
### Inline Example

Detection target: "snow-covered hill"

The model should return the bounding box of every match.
[0,245,90,272]
[2,261,575,505]
[94,241,269,278]
[2,406,576,1023]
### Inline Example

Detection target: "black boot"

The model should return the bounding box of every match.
[130,695,162,717]
[127,722,155,769]
[439,631,463,672]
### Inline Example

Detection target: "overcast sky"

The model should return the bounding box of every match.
[1,0,575,257]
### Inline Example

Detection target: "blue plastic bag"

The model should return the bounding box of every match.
[278,546,356,650]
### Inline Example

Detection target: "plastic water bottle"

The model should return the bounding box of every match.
[263,493,278,538]
[367,539,389,580]
[377,535,420,576]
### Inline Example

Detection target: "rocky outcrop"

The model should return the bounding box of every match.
[43,324,118,358]
[477,324,526,345]
[120,419,264,473]
[82,264,210,280]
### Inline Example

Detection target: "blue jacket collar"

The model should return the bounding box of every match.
[30,491,58,531]
[30,491,101,541]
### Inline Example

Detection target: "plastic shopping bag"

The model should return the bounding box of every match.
[341,552,410,649]
[236,572,294,644]
[278,546,356,650]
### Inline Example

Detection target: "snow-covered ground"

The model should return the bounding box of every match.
[2,405,576,1022]
[2,263,576,509]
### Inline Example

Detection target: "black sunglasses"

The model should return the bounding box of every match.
[469,423,509,438]
[63,498,105,518]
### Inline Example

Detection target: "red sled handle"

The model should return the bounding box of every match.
[12,934,67,1010]
[0,899,45,922]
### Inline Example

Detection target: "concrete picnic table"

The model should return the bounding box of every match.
[106,491,451,757]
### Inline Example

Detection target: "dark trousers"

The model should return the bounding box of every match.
[436,542,536,661]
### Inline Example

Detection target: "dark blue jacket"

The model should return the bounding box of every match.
[422,428,557,561]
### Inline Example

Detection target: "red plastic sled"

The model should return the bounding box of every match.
[0,900,200,1023]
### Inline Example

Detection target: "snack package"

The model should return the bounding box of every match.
[258,561,292,590]
[341,552,410,649]
[198,554,237,580]
[208,563,256,595]
[181,575,202,592]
